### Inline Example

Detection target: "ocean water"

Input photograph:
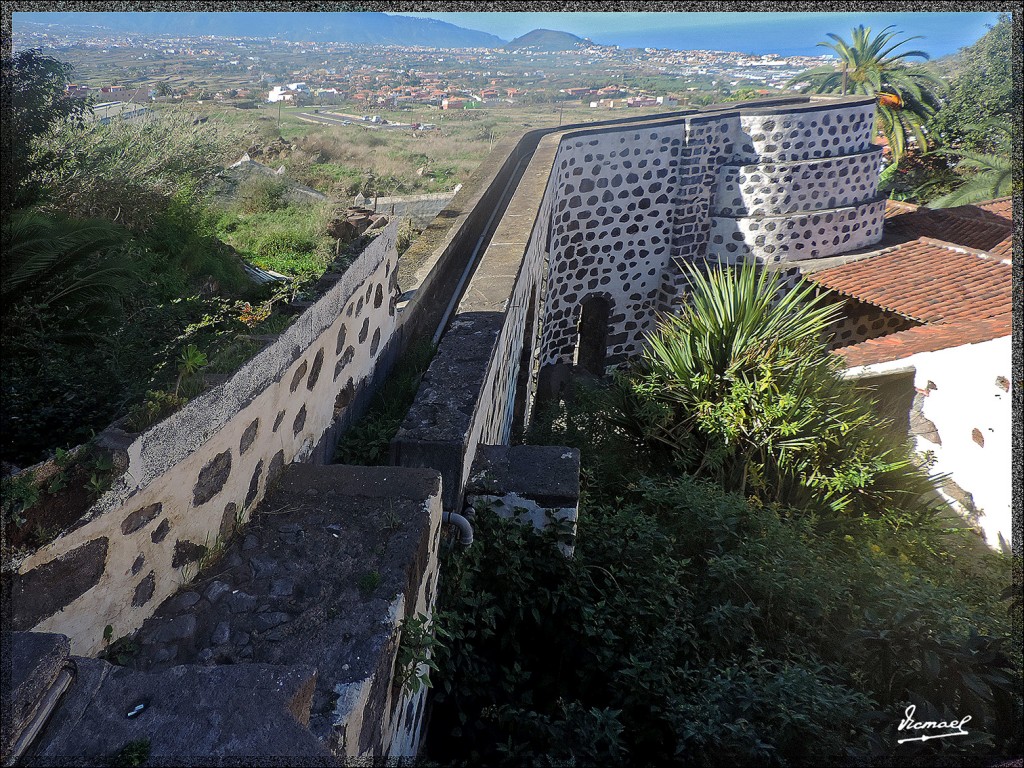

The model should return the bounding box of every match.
[404,11,1006,59]
[609,12,1005,58]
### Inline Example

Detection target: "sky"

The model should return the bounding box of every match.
[392,11,1004,58]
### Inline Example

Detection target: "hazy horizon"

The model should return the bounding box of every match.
[393,11,1003,57]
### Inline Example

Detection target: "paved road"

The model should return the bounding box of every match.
[296,111,412,129]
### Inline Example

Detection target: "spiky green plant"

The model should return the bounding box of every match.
[930,120,1013,207]
[787,25,946,163]
[1,210,133,313]
[609,263,944,522]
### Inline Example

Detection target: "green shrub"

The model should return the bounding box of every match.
[428,471,1018,766]
[429,358,1019,766]
[234,174,288,214]
[608,263,945,526]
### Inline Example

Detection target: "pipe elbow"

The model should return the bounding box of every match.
[443,511,474,547]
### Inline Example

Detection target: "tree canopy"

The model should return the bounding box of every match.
[927,14,1014,153]
[787,25,945,164]
[1,49,91,213]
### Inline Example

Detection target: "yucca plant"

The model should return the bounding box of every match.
[609,263,944,522]
[787,25,946,163]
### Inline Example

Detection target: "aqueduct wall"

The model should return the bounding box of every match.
[7,95,883,763]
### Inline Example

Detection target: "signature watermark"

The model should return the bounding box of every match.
[898,704,972,744]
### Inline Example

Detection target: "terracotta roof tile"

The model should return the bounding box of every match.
[837,314,1011,367]
[945,196,1012,224]
[807,237,1011,324]
[990,233,1013,259]
[883,208,1011,252]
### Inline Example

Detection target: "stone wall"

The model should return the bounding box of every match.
[824,295,922,349]
[13,463,444,764]
[391,133,559,511]
[538,97,884,369]
[8,224,403,656]
[713,147,883,218]
[541,123,685,368]
[707,99,884,264]
[466,446,581,557]
[355,186,462,229]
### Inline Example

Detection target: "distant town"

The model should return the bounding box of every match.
[14,22,835,110]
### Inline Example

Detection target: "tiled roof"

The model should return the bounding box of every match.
[838,314,1011,367]
[823,198,1013,367]
[990,234,1013,259]
[883,207,1011,252]
[807,237,1011,325]
[946,196,1012,223]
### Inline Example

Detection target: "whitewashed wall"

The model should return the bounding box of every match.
[844,335,1013,550]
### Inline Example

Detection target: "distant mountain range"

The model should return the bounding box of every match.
[504,29,588,52]
[13,11,506,48]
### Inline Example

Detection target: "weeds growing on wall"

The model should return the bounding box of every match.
[334,339,436,466]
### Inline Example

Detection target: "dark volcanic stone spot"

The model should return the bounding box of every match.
[374,284,383,309]
[273,410,286,433]
[193,450,232,506]
[292,405,307,435]
[335,378,355,411]
[268,450,286,487]
[131,554,145,575]
[172,539,208,569]
[306,349,324,391]
[220,502,238,541]
[240,419,259,455]
[211,621,231,645]
[255,612,292,632]
[149,614,197,644]
[132,571,156,607]
[121,503,162,535]
[10,538,109,630]
[334,346,355,381]
[359,318,370,344]
[167,590,201,613]
[289,361,309,393]
[205,581,232,604]
[336,324,347,355]
[245,461,264,509]
[370,328,381,357]
[151,519,170,544]
[270,578,294,597]
[228,590,258,613]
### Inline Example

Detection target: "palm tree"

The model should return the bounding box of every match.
[930,120,1012,206]
[787,25,945,163]
[1,210,133,316]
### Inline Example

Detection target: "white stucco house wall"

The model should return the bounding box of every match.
[799,212,1013,551]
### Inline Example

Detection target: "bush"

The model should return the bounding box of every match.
[234,174,288,214]
[607,263,945,525]
[34,106,237,232]
[428,468,1019,766]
